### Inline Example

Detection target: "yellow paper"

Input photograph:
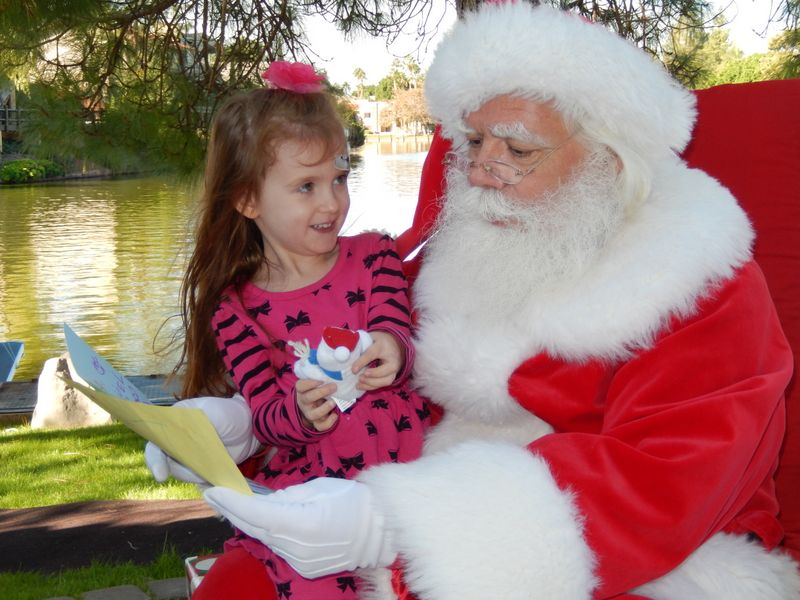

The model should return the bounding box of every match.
[63,376,253,495]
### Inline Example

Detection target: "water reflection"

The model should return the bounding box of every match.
[0,178,196,380]
[345,142,428,236]
[0,137,430,380]
[365,135,435,156]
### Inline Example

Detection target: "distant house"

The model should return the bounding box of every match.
[0,87,14,110]
[1,85,17,152]
[353,97,390,134]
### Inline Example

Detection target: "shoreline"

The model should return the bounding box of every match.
[0,152,143,185]
[0,374,178,425]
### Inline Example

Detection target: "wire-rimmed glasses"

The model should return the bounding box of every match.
[443,132,578,186]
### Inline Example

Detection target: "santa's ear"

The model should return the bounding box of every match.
[235,194,259,219]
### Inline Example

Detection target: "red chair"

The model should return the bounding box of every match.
[398,79,800,562]
[682,80,800,561]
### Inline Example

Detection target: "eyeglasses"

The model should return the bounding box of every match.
[443,132,577,186]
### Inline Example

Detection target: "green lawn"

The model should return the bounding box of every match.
[0,422,199,508]
[0,550,187,600]
[0,422,204,599]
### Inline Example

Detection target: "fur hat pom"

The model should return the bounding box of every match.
[425,3,696,161]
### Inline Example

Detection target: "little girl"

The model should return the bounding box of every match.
[179,62,430,599]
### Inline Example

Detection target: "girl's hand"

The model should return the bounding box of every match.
[352,331,404,391]
[295,379,338,432]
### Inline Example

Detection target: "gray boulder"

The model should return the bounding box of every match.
[31,354,112,429]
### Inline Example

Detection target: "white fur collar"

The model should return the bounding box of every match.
[416,159,752,364]
[412,160,752,419]
[521,159,753,361]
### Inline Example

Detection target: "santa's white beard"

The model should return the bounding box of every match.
[419,150,625,322]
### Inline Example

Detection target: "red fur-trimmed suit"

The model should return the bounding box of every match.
[356,145,795,599]
[193,80,800,599]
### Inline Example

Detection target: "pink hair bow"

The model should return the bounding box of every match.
[261,61,325,94]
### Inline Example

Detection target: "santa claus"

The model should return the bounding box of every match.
[160,3,800,598]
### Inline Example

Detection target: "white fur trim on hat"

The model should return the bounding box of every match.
[425,3,696,162]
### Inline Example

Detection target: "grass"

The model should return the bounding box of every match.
[0,422,205,599]
[0,549,186,600]
[0,422,199,508]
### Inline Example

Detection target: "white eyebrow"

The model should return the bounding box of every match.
[491,122,550,146]
[456,122,476,137]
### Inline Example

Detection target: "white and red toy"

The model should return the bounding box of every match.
[289,327,373,412]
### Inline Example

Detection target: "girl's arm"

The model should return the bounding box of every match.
[353,234,415,388]
[212,300,330,448]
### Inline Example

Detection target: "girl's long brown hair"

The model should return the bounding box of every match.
[175,88,345,398]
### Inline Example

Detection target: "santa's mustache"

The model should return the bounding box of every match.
[442,148,624,236]
[428,149,626,315]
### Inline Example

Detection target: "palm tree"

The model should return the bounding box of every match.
[353,67,367,98]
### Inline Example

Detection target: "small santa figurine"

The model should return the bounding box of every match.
[289,326,373,412]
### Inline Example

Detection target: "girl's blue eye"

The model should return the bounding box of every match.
[334,173,349,185]
[299,182,313,193]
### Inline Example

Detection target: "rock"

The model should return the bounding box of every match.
[31,354,112,429]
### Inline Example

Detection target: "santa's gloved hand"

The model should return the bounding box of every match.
[145,439,207,485]
[145,395,261,486]
[203,478,396,577]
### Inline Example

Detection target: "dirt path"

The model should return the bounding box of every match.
[0,500,231,573]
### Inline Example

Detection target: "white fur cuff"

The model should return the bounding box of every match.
[633,532,800,599]
[359,440,596,599]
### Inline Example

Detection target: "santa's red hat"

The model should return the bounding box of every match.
[424,3,696,166]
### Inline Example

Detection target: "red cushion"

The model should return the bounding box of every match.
[396,126,450,264]
[191,547,278,600]
[402,80,800,560]
[397,127,450,295]
[681,80,800,560]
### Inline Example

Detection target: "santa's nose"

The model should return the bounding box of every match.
[468,163,506,190]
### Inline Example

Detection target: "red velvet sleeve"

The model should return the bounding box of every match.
[511,262,793,596]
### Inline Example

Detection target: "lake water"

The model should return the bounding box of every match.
[0,137,431,381]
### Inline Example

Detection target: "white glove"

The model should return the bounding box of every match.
[203,478,396,578]
[145,438,206,485]
[145,394,261,485]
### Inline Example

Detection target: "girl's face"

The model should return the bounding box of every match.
[240,136,350,272]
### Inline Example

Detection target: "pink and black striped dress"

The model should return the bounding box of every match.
[211,232,431,598]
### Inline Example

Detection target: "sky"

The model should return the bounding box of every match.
[305,1,785,89]
[304,0,456,88]
[715,0,785,55]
